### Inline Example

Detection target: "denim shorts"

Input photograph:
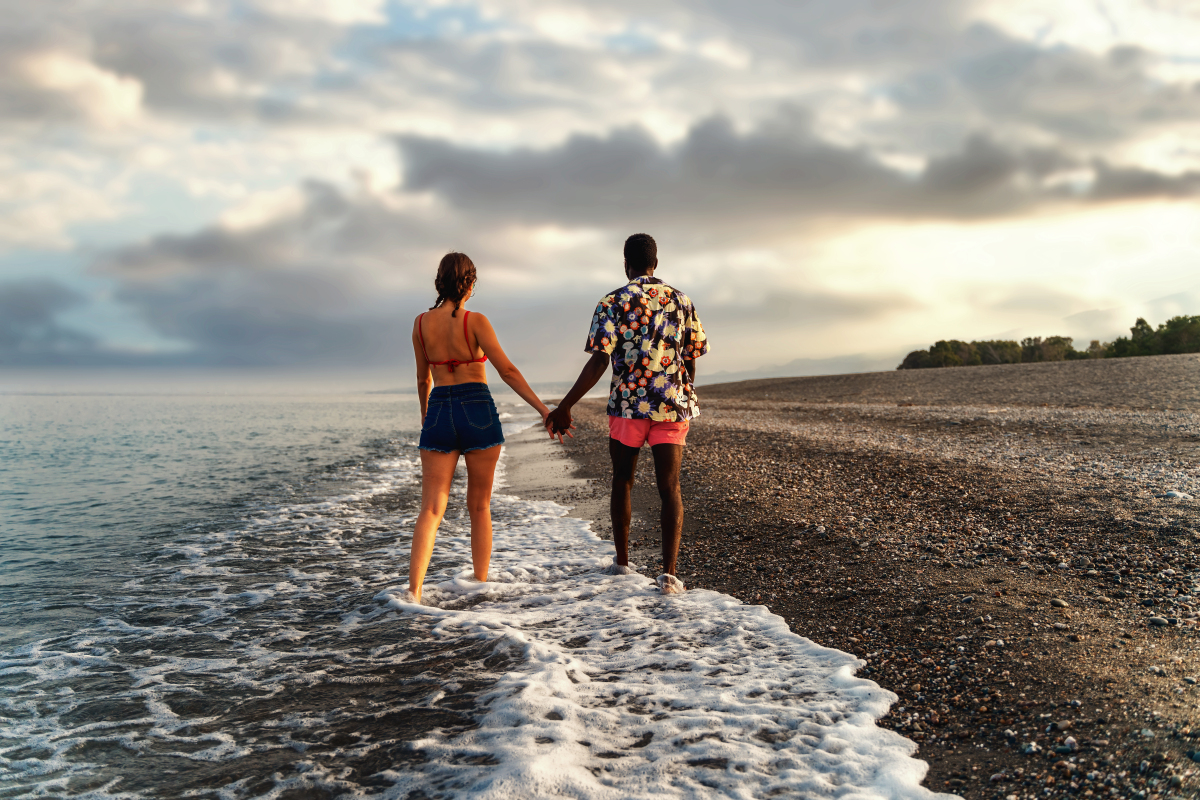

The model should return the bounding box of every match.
[419,383,505,454]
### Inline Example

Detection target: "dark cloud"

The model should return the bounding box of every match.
[0,278,96,364]
[399,114,1198,227]
[399,113,908,225]
[1090,161,1200,200]
[97,181,441,366]
[110,271,403,367]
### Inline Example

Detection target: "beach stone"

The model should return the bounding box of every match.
[1157,491,1194,500]
[1051,598,1070,608]
[1149,617,1170,627]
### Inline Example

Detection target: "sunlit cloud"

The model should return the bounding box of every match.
[1,0,1197,377]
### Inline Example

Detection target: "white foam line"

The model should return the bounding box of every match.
[375,444,954,800]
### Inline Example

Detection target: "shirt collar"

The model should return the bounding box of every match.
[628,275,663,286]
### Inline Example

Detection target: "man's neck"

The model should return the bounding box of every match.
[628,270,655,281]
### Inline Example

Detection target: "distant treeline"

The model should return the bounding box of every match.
[898,315,1200,370]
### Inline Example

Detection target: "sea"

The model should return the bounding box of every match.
[1,376,946,799]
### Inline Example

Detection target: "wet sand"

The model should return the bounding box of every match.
[507,354,1200,799]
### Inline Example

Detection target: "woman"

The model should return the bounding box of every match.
[403,252,550,604]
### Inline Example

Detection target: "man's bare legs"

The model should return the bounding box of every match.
[407,444,501,601]
[651,443,683,575]
[608,438,685,585]
[609,438,639,567]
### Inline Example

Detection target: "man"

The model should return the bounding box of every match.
[546,233,708,595]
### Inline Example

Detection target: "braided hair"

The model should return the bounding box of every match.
[430,252,477,317]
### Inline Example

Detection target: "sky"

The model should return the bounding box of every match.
[2,0,1199,383]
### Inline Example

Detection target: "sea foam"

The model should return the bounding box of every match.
[1,415,951,799]
[370,429,951,800]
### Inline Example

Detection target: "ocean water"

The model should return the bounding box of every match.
[0,386,948,799]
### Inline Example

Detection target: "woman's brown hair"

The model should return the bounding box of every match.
[431,252,477,317]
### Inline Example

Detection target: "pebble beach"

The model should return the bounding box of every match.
[526,353,1200,799]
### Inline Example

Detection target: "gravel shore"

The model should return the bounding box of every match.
[548,354,1200,799]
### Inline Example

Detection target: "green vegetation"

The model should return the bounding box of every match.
[898,315,1200,370]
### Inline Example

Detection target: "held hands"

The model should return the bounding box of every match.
[544,405,575,444]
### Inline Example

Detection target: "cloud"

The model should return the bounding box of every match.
[0,278,96,363]
[4,0,1200,375]
[96,181,440,366]
[399,113,1198,230]
[89,173,923,372]
[1090,161,1200,200]
[0,46,143,128]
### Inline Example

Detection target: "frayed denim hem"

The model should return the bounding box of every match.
[417,444,456,454]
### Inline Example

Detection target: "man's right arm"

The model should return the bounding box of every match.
[546,351,609,439]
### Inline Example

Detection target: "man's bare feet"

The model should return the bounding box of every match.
[656,573,685,594]
[603,562,639,575]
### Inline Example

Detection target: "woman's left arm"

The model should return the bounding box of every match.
[472,313,550,421]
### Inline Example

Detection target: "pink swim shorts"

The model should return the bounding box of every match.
[608,416,690,448]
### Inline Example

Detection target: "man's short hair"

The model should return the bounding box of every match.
[624,233,657,273]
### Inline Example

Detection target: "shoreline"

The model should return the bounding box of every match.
[504,355,1199,800]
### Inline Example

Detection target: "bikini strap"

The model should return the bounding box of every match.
[416,313,432,364]
[463,309,471,351]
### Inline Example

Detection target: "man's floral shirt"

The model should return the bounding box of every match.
[585,276,708,421]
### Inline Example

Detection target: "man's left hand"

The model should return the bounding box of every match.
[545,405,575,443]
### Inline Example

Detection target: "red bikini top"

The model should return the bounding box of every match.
[417,310,488,373]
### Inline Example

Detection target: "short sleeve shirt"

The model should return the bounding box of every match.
[584,276,709,421]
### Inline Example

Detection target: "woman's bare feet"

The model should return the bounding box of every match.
[603,562,639,575]
[656,573,685,594]
[401,588,421,604]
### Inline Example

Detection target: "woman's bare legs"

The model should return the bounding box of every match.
[408,449,459,600]
[407,445,501,601]
[463,444,502,581]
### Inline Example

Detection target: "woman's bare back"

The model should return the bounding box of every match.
[415,305,489,385]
